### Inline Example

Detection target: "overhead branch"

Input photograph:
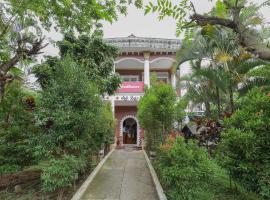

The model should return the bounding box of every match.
[190,14,237,31]
[0,37,48,74]
[190,13,270,61]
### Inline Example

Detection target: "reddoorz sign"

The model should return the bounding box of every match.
[117,82,144,93]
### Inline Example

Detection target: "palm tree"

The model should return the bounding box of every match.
[176,27,270,115]
[180,60,218,117]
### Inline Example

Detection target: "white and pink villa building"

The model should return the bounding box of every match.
[105,34,182,147]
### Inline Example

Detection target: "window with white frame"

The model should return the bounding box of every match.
[121,75,139,82]
[153,72,169,83]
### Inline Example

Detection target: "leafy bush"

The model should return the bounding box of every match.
[0,81,37,173]
[155,136,261,200]
[41,155,86,192]
[155,137,216,200]
[219,88,270,198]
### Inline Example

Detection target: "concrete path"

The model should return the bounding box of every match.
[81,147,159,200]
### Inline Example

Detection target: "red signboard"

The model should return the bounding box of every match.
[116,82,144,93]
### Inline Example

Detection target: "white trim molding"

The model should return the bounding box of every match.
[105,35,181,53]
[150,57,176,63]
[115,57,144,64]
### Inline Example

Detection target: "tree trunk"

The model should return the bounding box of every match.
[0,78,5,102]
[229,85,234,113]
[216,86,221,118]
[162,124,166,144]
[57,188,64,200]
[205,101,211,118]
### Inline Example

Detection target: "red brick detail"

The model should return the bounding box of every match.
[115,106,144,146]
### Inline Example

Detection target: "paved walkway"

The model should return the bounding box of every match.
[81,147,159,200]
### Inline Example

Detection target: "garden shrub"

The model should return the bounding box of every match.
[34,57,115,192]
[41,155,86,192]
[219,88,270,198]
[0,81,37,173]
[155,136,260,200]
[155,137,216,200]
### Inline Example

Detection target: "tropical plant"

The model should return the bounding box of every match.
[178,28,269,116]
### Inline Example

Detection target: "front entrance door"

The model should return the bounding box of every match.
[123,118,137,144]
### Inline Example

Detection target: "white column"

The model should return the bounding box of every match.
[144,52,150,87]
[171,73,176,89]
[113,62,116,73]
[111,98,115,117]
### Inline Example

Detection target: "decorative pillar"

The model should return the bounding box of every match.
[111,98,115,117]
[171,73,176,89]
[144,52,150,87]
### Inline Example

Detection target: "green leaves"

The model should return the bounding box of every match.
[144,0,191,35]
[219,88,270,198]
[211,0,228,18]
[138,77,177,149]
[34,34,121,95]
[0,81,38,173]
[155,137,216,200]
[33,56,115,192]
[41,155,86,192]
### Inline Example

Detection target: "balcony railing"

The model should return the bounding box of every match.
[116,82,144,93]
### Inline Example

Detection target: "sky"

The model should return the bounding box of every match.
[103,0,214,39]
[102,0,270,39]
[42,0,270,58]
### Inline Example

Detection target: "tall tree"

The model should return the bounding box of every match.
[33,34,121,95]
[34,57,115,196]
[0,0,143,99]
[176,27,269,114]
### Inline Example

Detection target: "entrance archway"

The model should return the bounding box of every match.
[120,115,140,146]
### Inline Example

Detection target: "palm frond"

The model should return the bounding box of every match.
[234,59,269,74]
[195,67,229,93]
[238,77,270,95]
[176,34,212,66]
